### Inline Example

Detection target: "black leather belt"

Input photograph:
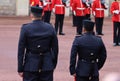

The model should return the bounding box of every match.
[30,50,50,55]
[81,59,97,63]
[30,51,43,55]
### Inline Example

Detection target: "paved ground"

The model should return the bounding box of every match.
[0,16,120,81]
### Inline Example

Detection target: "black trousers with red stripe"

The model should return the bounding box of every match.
[76,16,85,34]
[43,11,52,23]
[95,17,104,34]
[55,14,64,34]
[113,22,120,44]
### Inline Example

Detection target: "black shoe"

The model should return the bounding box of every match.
[118,43,120,46]
[76,32,82,35]
[99,33,104,35]
[96,33,104,36]
[59,32,65,35]
[113,43,118,46]
[76,33,82,35]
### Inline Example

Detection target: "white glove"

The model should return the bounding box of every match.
[73,11,76,16]
[104,3,109,9]
[85,2,90,7]
[70,7,72,11]
[93,12,95,16]
[52,8,55,14]
[43,0,47,6]
[113,10,119,14]
[65,0,70,8]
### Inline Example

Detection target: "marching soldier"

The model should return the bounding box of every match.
[17,6,59,81]
[69,20,107,81]
[72,0,87,35]
[42,0,53,23]
[52,0,68,35]
[92,0,108,35]
[110,0,120,46]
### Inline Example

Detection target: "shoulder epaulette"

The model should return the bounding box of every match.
[22,23,29,26]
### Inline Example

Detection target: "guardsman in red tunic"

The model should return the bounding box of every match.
[72,0,87,35]
[30,0,39,6]
[110,0,120,46]
[92,0,108,35]
[84,0,92,20]
[52,0,67,35]
[42,0,53,23]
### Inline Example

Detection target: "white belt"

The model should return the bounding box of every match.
[55,4,64,7]
[39,6,43,8]
[46,2,51,4]
[76,7,85,10]
[96,8,104,10]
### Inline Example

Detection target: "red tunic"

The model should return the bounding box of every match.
[72,0,86,16]
[30,0,39,6]
[43,0,53,11]
[52,0,65,14]
[92,0,106,17]
[85,0,91,15]
[110,1,120,22]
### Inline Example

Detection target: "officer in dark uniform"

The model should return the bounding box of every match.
[17,6,59,81]
[69,20,107,81]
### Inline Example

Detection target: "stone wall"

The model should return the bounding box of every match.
[0,0,16,15]
[16,0,29,16]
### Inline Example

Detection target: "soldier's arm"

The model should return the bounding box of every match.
[51,28,59,69]
[18,25,27,72]
[69,37,78,75]
[91,1,96,15]
[97,39,107,70]
[110,2,117,15]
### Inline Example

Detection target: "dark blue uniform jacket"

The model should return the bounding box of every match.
[70,32,107,77]
[18,20,58,72]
